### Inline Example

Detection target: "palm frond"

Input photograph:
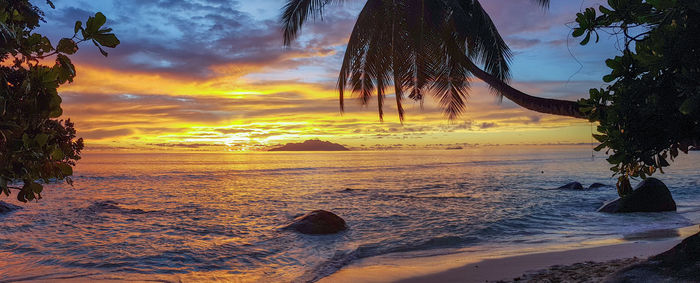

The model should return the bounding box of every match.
[338,1,374,112]
[343,0,383,108]
[531,0,550,8]
[449,0,512,82]
[390,2,407,121]
[281,0,340,46]
[283,0,552,121]
[431,50,470,119]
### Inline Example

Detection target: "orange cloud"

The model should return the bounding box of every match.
[59,61,592,152]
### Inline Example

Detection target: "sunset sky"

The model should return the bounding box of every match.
[37,0,617,151]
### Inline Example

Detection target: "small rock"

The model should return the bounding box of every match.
[598,178,676,213]
[557,182,584,190]
[0,201,22,214]
[283,210,347,235]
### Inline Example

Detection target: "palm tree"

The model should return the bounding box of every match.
[281,0,585,121]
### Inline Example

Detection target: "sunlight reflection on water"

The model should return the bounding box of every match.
[0,146,698,282]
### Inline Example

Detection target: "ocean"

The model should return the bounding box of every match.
[1,145,699,282]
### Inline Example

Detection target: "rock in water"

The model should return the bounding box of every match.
[0,201,22,214]
[284,210,347,234]
[603,231,700,282]
[557,182,584,190]
[598,178,676,213]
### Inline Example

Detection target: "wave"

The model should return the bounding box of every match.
[76,200,151,215]
[73,156,579,182]
[337,184,476,200]
[0,272,105,283]
[296,234,477,282]
[0,201,23,214]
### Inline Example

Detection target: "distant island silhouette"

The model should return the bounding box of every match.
[268,140,350,151]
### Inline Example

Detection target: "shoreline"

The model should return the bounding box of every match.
[319,225,700,283]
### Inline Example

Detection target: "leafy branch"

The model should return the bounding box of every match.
[573,0,699,196]
[1,1,119,202]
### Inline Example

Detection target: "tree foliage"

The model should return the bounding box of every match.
[0,0,119,202]
[282,0,698,197]
[282,0,552,121]
[574,0,700,196]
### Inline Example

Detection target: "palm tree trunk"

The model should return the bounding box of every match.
[465,60,587,119]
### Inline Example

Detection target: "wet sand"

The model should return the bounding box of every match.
[320,225,700,283]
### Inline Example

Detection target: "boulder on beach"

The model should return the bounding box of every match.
[603,231,700,282]
[283,210,347,235]
[597,178,676,213]
[0,201,22,214]
[557,182,584,190]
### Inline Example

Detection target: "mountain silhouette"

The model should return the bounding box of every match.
[268,140,349,151]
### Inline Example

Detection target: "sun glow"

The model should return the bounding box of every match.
[60,61,593,152]
[50,0,601,153]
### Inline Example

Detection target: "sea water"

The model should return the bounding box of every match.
[1,145,699,282]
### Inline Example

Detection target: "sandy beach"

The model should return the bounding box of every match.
[320,225,700,283]
[3,0,699,282]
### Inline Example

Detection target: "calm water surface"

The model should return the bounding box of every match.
[1,146,699,282]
